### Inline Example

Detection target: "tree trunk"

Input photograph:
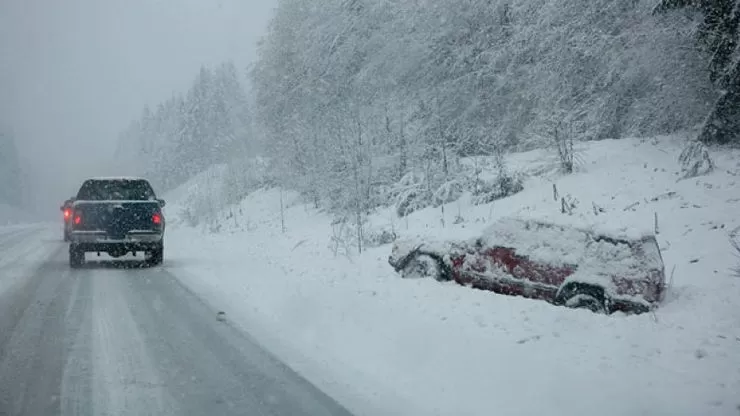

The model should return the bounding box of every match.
[279,186,286,233]
[698,61,740,145]
[399,115,407,179]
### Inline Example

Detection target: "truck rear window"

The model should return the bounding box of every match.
[76,179,156,201]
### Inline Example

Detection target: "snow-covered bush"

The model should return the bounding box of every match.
[391,171,426,194]
[385,160,525,216]
[390,172,432,218]
[678,140,715,179]
[395,187,432,218]
[471,172,524,206]
[363,227,398,248]
[432,180,465,208]
[329,217,356,257]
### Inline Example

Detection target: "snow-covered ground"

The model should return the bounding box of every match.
[165,136,740,416]
[0,223,61,294]
[0,203,34,226]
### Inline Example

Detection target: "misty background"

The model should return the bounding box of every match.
[0,0,737,231]
[0,0,275,218]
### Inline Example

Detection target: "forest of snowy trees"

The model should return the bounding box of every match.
[115,0,739,239]
[114,62,253,192]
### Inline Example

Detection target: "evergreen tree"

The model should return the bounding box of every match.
[655,0,740,144]
[114,62,256,192]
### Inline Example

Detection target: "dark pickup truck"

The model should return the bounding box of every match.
[67,177,166,268]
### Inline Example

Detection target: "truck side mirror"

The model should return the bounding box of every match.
[157,199,166,207]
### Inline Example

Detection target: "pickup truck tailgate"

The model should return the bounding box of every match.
[72,201,162,237]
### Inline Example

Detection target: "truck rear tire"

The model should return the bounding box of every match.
[146,241,163,266]
[69,245,84,268]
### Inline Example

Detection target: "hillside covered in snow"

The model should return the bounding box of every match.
[161,135,740,416]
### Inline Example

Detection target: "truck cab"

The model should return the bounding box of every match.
[67,177,166,267]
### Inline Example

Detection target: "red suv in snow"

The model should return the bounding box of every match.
[388,217,666,314]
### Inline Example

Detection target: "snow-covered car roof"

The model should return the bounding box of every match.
[480,216,657,263]
[478,216,663,281]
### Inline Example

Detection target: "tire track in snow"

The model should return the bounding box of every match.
[60,270,94,416]
[0,240,353,416]
[0,253,77,415]
[90,269,176,416]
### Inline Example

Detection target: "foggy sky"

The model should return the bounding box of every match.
[0,0,274,217]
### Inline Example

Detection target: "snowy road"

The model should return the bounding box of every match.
[0,225,353,416]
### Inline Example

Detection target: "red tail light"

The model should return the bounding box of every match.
[63,209,71,220]
[152,213,162,225]
[74,215,82,225]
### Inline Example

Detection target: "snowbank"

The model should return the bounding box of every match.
[166,135,740,416]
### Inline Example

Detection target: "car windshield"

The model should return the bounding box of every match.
[76,179,155,201]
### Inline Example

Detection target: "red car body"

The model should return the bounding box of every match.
[389,217,666,314]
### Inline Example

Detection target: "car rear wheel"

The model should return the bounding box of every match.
[564,293,607,314]
[402,254,444,281]
[558,283,609,314]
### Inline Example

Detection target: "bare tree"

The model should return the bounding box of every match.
[731,226,740,277]
[553,120,575,174]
